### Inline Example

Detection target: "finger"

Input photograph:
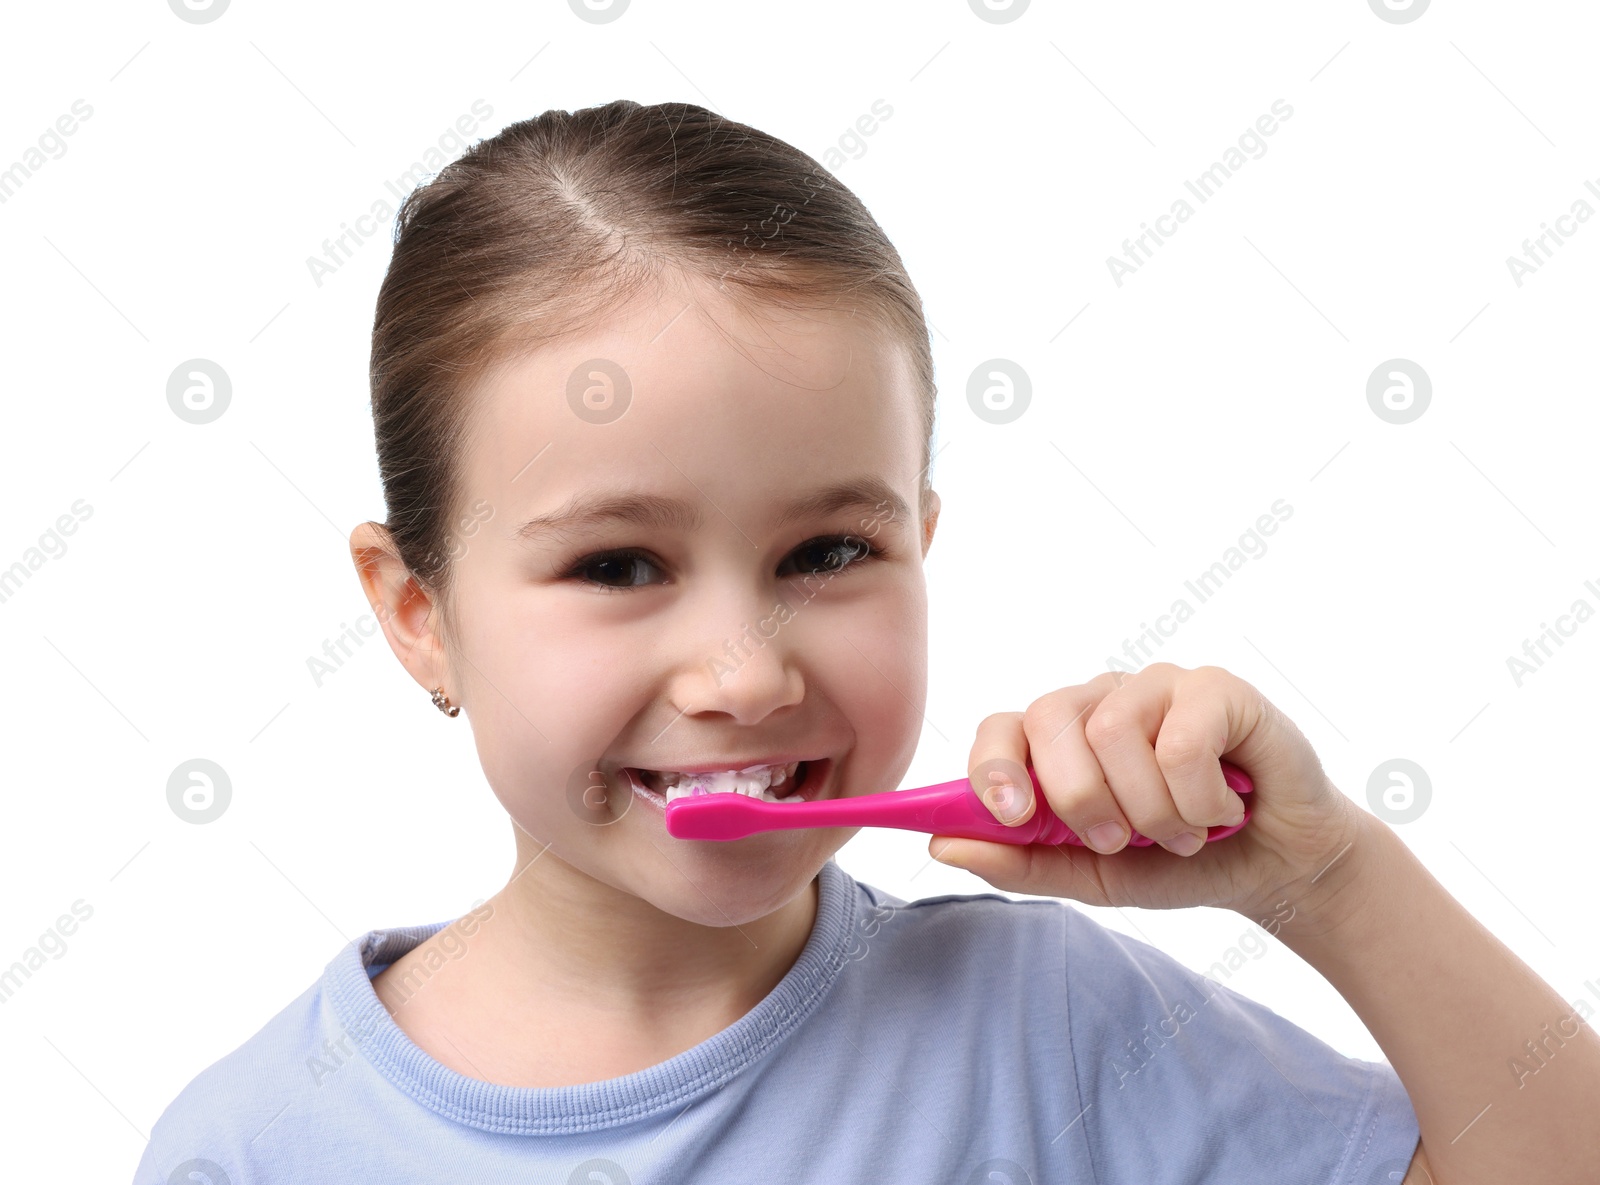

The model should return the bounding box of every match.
[1153,666,1252,830]
[928,833,1039,890]
[1083,664,1205,855]
[928,830,1196,907]
[967,711,1036,827]
[1020,682,1131,854]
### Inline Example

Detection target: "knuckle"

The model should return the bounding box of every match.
[976,709,1024,734]
[1044,776,1110,817]
[1153,726,1209,771]
[1083,707,1132,748]
[1021,696,1079,743]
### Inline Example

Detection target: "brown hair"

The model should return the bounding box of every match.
[368,99,936,642]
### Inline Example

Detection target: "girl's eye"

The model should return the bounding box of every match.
[565,535,881,592]
[569,549,662,591]
[778,535,880,579]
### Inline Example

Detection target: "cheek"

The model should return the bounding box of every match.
[818,579,929,737]
[851,580,929,790]
[453,584,641,812]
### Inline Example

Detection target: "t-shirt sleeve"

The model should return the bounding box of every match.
[1058,904,1421,1185]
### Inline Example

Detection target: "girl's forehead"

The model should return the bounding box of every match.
[463,291,922,502]
[495,284,891,402]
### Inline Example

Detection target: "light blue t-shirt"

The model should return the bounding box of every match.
[134,858,1420,1184]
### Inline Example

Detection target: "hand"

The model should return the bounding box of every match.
[928,663,1366,919]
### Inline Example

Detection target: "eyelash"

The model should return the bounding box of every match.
[564,535,886,593]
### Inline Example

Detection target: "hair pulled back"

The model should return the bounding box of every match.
[368,99,936,636]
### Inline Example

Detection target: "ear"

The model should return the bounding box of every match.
[921,488,941,558]
[348,521,452,699]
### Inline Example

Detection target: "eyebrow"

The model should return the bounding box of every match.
[512,477,911,546]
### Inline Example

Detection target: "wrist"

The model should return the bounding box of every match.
[1236,792,1394,949]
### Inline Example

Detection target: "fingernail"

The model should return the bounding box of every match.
[1164,830,1204,857]
[1221,807,1245,827]
[1084,822,1128,854]
[984,780,1030,825]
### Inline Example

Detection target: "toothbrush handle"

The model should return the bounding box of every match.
[919,759,1254,848]
[661,759,1255,847]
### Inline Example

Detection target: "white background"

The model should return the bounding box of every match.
[2,1,1597,1179]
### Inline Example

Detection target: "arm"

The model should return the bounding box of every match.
[933,666,1599,1184]
[1266,805,1600,1185]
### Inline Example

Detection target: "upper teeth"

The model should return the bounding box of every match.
[646,760,803,804]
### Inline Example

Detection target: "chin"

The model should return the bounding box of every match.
[646,849,826,927]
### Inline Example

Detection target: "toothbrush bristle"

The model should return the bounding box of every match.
[664,790,771,839]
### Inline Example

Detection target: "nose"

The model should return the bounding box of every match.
[667,593,804,726]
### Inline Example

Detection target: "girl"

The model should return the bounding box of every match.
[135,100,1596,1184]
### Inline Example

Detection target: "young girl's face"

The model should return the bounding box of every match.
[437,270,938,927]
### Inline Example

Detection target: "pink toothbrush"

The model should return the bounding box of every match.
[664,760,1254,848]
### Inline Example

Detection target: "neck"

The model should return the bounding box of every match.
[372,829,824,1087]
[482,829,820,1032]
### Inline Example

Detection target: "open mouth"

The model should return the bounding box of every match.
[625,758,830,806]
